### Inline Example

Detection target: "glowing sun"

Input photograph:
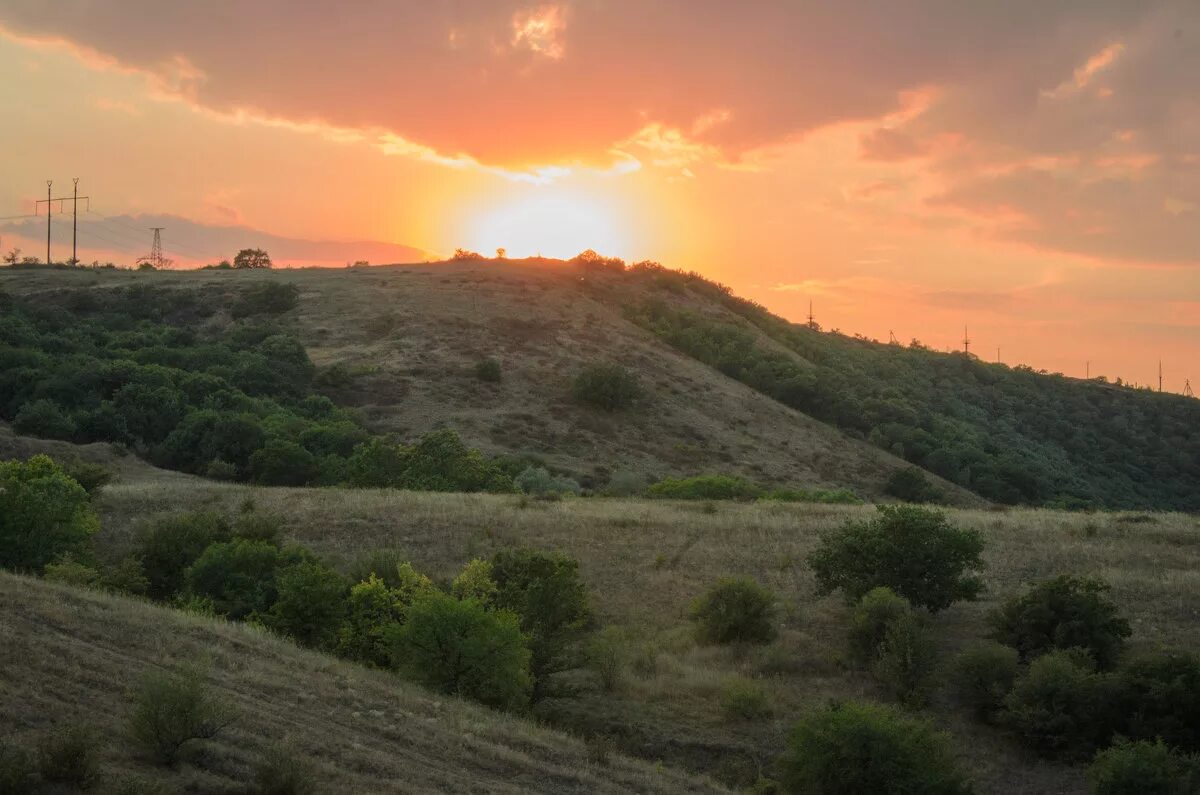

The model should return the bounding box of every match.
[465,190,630,261]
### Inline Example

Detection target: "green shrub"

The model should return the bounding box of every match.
[490,547,592,697]
[251,742,317,795]
[0,454,99,573]
[1117,649,1200,751]
[720,678,771,721]
[0,742,36,793]
[777,701,972,794]
[231,282,297,318]
[248,440,320,486]
[36,724,102,789]
[13,398,76,440]
[101,556,151,596]
[336,574,415,667]
[450,559,498,605]
[571,363,642,411]
[884,467,944,503]
[265,561,348,649]
[586,626,627,692]
[128,666,235,765]
[387,591,532,710]
[136,512,232,600]
[762,488,862,504]
[474,358,502,382]
[991,575,1131,669]
[691,577,776,645]
[604,469,647,497]
[951,641,1020,721]
[60,458,113,497]
[514,466,581,497]
[1088,739,1200,795]
[873,611,938,708]
[43,555,102,588]
[646,474,762,501]
[847,586,911,663]
[184,538,290,619]
[1001,649,1122,759]
[807,505,985,612]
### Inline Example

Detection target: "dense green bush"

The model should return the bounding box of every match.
[873,611,938,708]
[387,591,532,710]
[1088,739,1200,795]
[249,440,320,486]
[265,561,348,649]
[1001,649,1121,758]
[347,430,514,492]
[136,512,232,599]
[36,725,102,789]
[1117,649,1200,751]
[720,678,771,720]
[646,474,762,501]
[42,555,102,588]
[514,466,581,497]
[184,538,294,619]
[128,666,235,765]
[13,398,76,440]
[0,454,98,573]
[951,641,1020,721]
[474,358,502,382]
[847,586,912,663]
[604,468,647,497]
[230,282,297,318]
[991,575,1131,669]
[762,487,861,504]
[336,573,418,667]
[777,701,972,794]
[450,558,498,605]
[691,577,776,645]
[884,467,944,503]
[808,505,985,612]
[490,547,592,696]
[571,363,642,411]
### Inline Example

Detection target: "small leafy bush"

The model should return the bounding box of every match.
[0,454,99,573]
[951,641,1020,721]
[474,358,502,382]
[37,724,102,789]
[808,505,984,612]
[128,666,235,765]
[1117,649,1200,751]
[231,282,297,318]
[514,466,581,497]
[251,742,317,795]
[248,440,320,486]
[336,574,410,667]
[184,538,289,619]
[387,591,532,710]
[884,467,944,503]
[571,363,642,411]
[450,559,498,605]
[762,487,861,504]
[136,512,232,600]
[586,626,627,692]
[778,701,972,794]
[691,577,776,645]
[873,611,938,708]
[1088,739,1200,795]
[265,561,348,650]
[647,474,762,501]
[991,575,1131,669]
[1001,649,1122,759]
[847,587,911,663]
[42,555,101,588]
[720,678,771,721]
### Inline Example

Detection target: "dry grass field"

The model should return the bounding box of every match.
[57,452,1198,794]
[0,262,974,503]
[0,573,726,794]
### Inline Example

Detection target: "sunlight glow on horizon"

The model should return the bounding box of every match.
[463,189,632,261]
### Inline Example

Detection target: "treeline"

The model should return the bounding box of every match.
[0,283,513,492]
[589,265,1200,511]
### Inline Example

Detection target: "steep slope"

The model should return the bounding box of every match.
[0,572,724,793]
[0,263,972,503]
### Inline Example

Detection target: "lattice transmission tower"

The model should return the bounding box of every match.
[137,227,172,270]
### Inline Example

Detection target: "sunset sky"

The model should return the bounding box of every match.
[0,1,1196,390]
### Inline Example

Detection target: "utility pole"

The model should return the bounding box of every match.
[996,346,1001,364]
[807,300,816,330]
[962,325,971,355]
[35,180,90,266]
[1158,360,1163,393]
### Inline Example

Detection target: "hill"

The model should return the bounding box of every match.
[0,571,723,793]
[7,427,1199,793]
[0,262,972,504]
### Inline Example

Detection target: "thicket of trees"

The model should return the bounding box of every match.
[0,284,513,492]
[600,269,1200,510]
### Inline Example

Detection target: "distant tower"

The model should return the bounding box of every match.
[137,228,168,270]
[1086,361,1090,379]
[888,330,898,344]
[962,325,971,355]
[1159,360,1163,393]
[807,300,817,330]
[1185,379,1194,398]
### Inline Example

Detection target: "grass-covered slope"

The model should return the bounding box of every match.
[0,572,724,794]
[0,264,970,503]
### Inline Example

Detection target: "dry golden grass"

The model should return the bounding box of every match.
[0,572,726,794]
[83,468,1200,793]
[0,262,975,503]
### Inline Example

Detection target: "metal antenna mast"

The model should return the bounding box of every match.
[807,300,816,329]
[963,325,971,355]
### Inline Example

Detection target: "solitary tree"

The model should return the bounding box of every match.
[233,248,272,269]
